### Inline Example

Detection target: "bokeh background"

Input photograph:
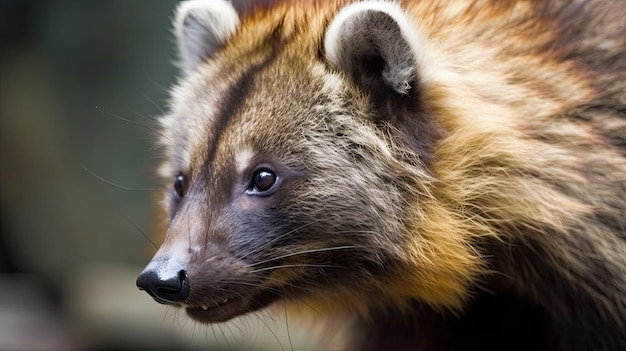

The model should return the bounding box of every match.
[0,1,318,350]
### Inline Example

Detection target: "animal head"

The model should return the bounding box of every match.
[137,0,479,323]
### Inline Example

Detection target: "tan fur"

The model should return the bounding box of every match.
[139,1,626,350]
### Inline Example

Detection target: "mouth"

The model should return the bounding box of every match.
[186,296,243,323]
[185,290,280,323]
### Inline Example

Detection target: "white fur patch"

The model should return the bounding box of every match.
[234,148,254,176]
[174,0,239,73]
[157,219,194,261]
[141,258,187,283]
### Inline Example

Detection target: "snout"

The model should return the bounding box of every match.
[136,260,190,304]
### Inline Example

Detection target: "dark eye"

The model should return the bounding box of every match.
[174,173,186,199]
[251,169,277,193]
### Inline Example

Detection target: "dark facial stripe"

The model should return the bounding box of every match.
[202,22,290,203]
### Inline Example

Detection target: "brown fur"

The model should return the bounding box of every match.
[138,1,626,350]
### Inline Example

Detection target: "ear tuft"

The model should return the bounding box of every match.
[325,3,440,161]
[174,0,239,73]
[324,2,423,95]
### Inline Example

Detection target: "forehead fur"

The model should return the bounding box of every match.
[159,0,620,177]
[160,2,353,177]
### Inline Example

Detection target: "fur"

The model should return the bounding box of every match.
[137,1,626,350]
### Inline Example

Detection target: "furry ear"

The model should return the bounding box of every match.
[324,2,424,96]
[325,2,439,161]
[174,0,239,73]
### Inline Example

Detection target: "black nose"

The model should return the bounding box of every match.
[136,265,190,304]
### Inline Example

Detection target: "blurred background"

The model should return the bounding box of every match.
[0,1,318,350]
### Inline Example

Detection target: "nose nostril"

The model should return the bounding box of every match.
[136,266,190,304]
[155,270,189,295]
[178,270,189,294]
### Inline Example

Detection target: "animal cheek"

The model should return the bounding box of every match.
[266,256,307,283]
[233,190,282,213]
[237,195,257,211]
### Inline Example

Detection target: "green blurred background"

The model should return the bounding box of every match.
[0,1,318,350]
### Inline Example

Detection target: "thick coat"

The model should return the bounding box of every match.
[137,1,626,350]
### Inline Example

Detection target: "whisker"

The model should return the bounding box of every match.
[247,245,361,268]
[187,210,191,252]
[223,317,247,342]
[144,74,170,93]
[250,264,341,273]
[205,226,209,250]
[333,229,380,236]
[80,163,156,191]
[140,92,166,115]
[216,323,230,348]
[254,313,286,351]
[283,301,294,351]
[119,213,158,250]
[216,276,311,293]
[215,280,279,291]
[107,112,173,144]
[237,220,324,260]
[190,317,198,342]
[209,325,220,348]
